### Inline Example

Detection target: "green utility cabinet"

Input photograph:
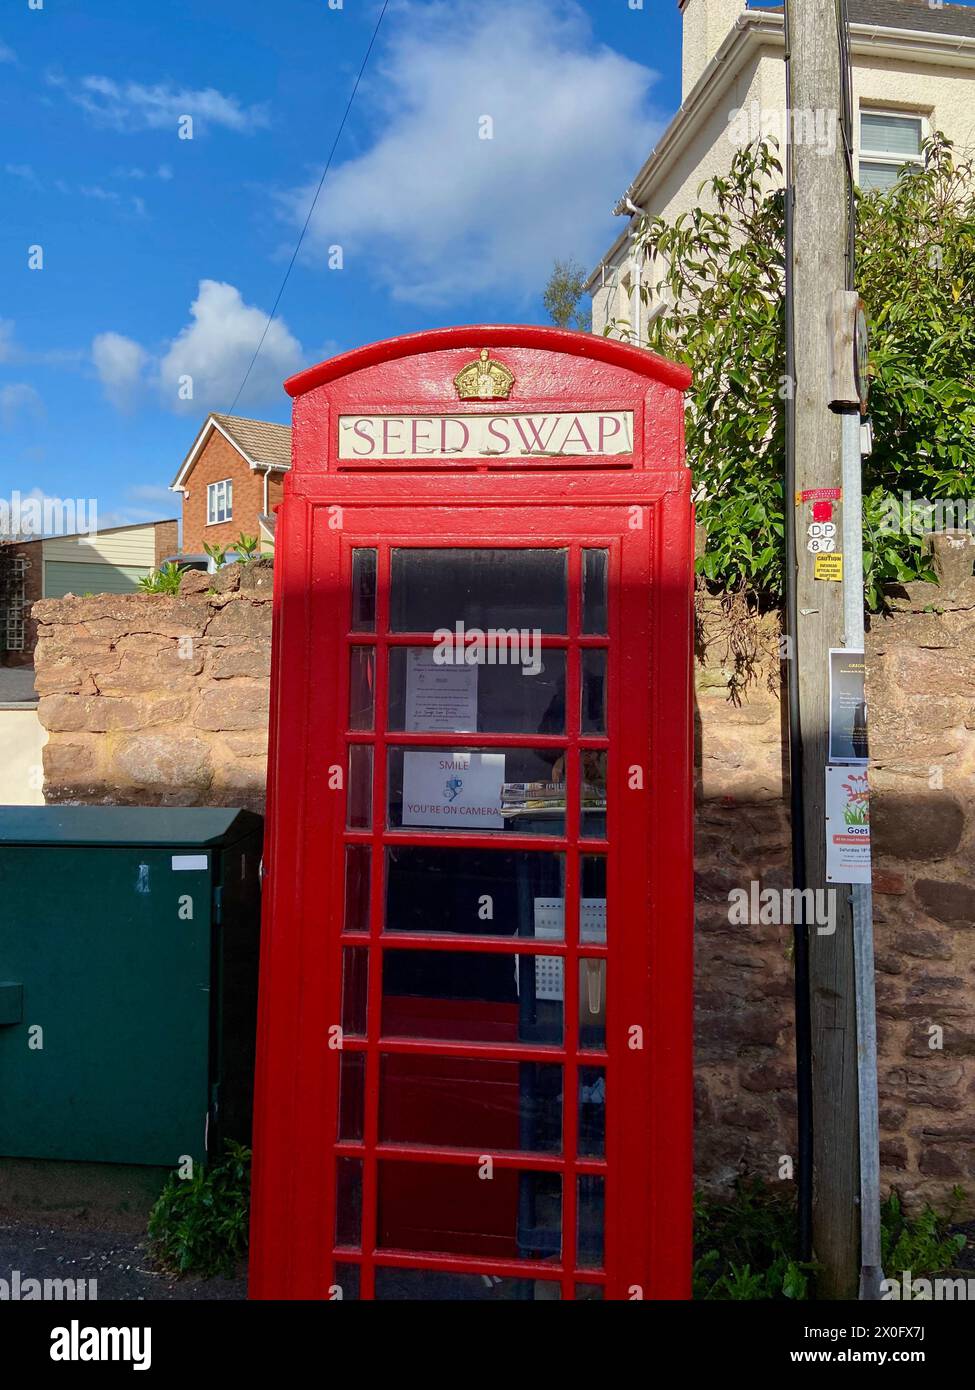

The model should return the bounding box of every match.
[0,807,263,1167]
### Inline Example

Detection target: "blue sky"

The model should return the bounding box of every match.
[2,0,682,527]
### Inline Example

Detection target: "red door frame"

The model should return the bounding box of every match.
[250,326,694,1301]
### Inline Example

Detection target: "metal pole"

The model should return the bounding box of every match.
[840,407,883,1300]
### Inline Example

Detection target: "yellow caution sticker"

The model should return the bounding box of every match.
[814,553,843,582]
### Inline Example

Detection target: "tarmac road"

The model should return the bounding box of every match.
[0,1220,246,1301]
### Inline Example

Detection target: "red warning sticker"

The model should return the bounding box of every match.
[795,492,840,508]
[796,487,842,504]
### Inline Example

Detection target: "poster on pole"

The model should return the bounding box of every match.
[828,648,868,764]
[825,764,871,883]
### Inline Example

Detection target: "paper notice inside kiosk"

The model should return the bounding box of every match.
[402,750,504,828]
[405,648,478,732]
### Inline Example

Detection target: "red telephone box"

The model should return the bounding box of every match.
[250,325,694,1301]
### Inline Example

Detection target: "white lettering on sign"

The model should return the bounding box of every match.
[338,412,634,460]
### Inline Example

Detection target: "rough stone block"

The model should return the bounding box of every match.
[915,879,975,926]
[113,734,212,791]
[194,683,270,732]
[872,787,965,861]
[208,644,272,680]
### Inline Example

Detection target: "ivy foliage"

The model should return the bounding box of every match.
[610,134,975,609]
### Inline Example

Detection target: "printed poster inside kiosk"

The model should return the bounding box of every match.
[402,750,505,829]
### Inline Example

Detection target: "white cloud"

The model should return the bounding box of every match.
[280,0,663,305]
[80,184,122,203]
[157,279,303,413]
[0,383,43,428]
[95,280,303,415]
[1,318,86,369]
[52,72,269,134]
[92,331,149,411]
[5,164,39,187]
[112,164,174,182]
[0,39,15,64]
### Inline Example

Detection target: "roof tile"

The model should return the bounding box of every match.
[211,413,293,469]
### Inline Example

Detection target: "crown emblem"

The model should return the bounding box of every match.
[453,348,515,401]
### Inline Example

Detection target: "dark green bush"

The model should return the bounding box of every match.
[148,1141,251,1278]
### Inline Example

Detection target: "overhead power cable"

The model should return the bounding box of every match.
[227,0,392,415]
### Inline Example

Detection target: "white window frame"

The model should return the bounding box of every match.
[207,478,233,526]
[858,108,928,191]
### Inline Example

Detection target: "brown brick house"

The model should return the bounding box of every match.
[171,413,292,558]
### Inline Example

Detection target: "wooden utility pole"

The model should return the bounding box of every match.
[787,0,860,1297]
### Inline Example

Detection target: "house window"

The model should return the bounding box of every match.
[859,111,924,192]
[207,479,233,526]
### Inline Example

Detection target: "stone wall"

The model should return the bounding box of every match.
[33,562,273,809]
[31,552,975,1210]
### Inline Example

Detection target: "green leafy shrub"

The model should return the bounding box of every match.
[138,561,186,595]
[148,1141,251,1278]
[694,1178,813,1300]
[231,531,260,562]
[613,133,975,611]
[204,533,261,571]
[881,1188,966,1281]
[694,1180,967,1300]
[203,541,228,569]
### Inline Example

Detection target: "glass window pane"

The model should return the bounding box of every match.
[382,948,563,1046]
[374,1269,560,1300]
[335,1157,363,1247]
[581,750,607,838]
[341,947,369,1038]
[575,1283,604,1301]
[351,549,377,632]
[581,856,607,941]
[579,959,606,1051]
[390,548,567,633]
[385,845,565,939]
[861,112,922,156]
[338,1052,365,1141]
[582,550,608,634]
[581,649,607,734]
[388,746,566,836]
[577,1175,605,1268]
[380,1056,562,1153]
[331,1263,360,1300]
[347,744,373,829]
[859,161,911,191]
[578,1066,606,1158]
[344,845,370,934]
[388,646,566,735]
[377,1162,561,1261]
[348,647,375,731]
